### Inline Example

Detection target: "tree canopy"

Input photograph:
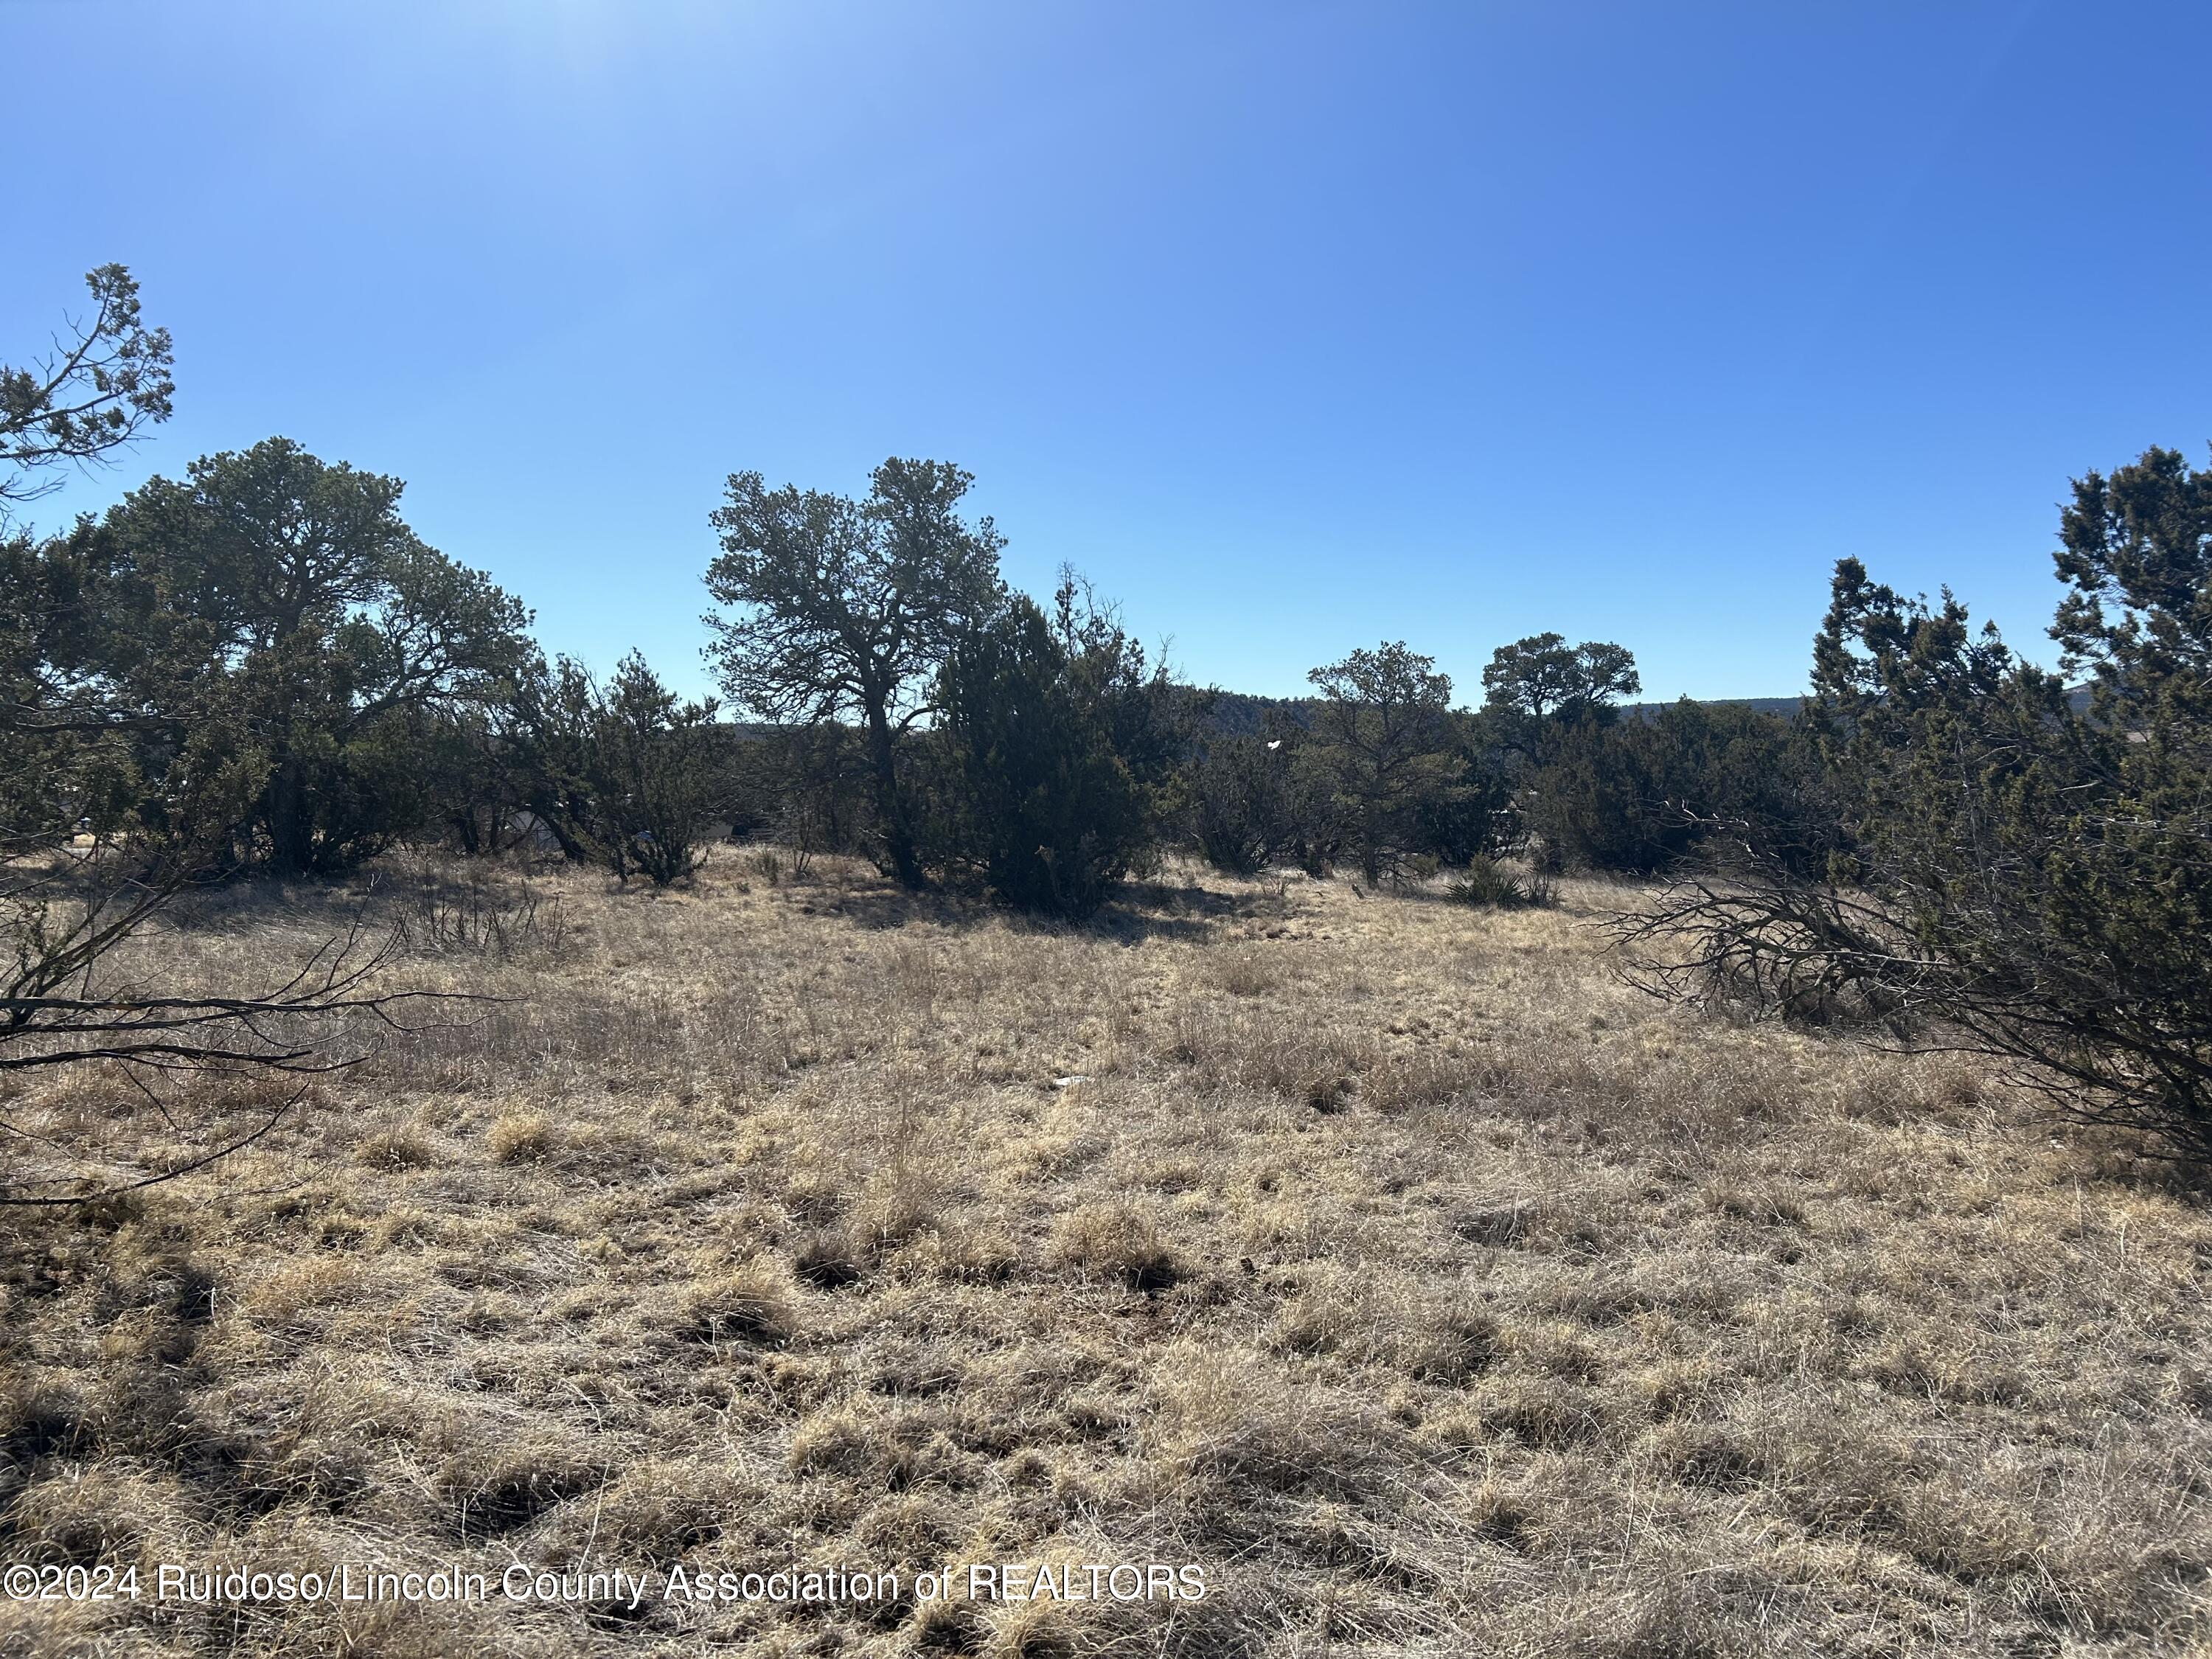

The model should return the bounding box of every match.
[97,438,534,872]
[1481,632,1641,759]
[704,457,1004,886]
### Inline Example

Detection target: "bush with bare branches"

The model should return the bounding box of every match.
[1621,448,2212,1159]
[1,873,469,1204]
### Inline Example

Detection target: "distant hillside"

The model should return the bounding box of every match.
[726,686,2092,740]
[1185,687,1810,735]
[1621,695,1804,723]
[1624,687,2098,722]
[1178,687,1316,736]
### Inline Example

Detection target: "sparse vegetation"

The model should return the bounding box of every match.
[1446,852,1556,909]
[5,853,2209,1655]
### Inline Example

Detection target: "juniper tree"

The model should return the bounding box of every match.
[932,595,1152,917]
[588,652,723,887]
[96,439,533,872]
[1626,449,2212,1158]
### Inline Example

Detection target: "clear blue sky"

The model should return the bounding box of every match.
[9,1,2209,703]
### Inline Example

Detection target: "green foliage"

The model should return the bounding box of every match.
[1048,569,1191,806]
[1,522,262,873]
[91,438,534,874]
[1446,854,1556,909]
[1481,633,1641,762]
[931,594,1155,917]
[1526,700,1820,875]
[1187,667,1512,880]
[1,278,474,1200]
[706,459,1005,887]
[753,723,877,867]
[1,265,200,874]
[588,653,724,886]
[2053,443,2212,707]
[492,652,724,885]
[1805,556,2082,900]
[1307,641,1460,883]
[1408,709,1519,868]
[1638,448,2212,1158]
[1,265,173,524]
[491,654,606,863]
[1189,733,1300,875]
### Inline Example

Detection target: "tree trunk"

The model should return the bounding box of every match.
[523,791,593,865]
[863,703,922,888]
[266,753,313,877]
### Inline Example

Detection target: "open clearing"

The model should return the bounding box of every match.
[4,857,2208,1657]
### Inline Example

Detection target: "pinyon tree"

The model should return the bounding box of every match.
[1307,641,1460,884]
[1481,632,1641,762]
[705,459,1004,888]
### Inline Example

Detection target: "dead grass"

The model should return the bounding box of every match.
[2,850,2209,1655]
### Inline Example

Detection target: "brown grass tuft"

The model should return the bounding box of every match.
[1051,1199,1184,1290]
[676,1258,800,1346]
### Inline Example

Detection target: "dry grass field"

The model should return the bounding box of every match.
[4,853,2209,1658]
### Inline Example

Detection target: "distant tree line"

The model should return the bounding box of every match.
[8,262,2210,1160]
[1,268,1804,919]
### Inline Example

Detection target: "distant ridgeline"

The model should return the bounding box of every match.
[715,686,2090,737]
[1175,686,1315,736]
[1185,687,1809,734]
[1625,686,2095,723]
[1619,696,1804,723]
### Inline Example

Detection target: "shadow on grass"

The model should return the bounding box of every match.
[147,847,1301,947]
[829,870,1283,944]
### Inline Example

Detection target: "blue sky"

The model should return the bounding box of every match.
[8,1,2209,702]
